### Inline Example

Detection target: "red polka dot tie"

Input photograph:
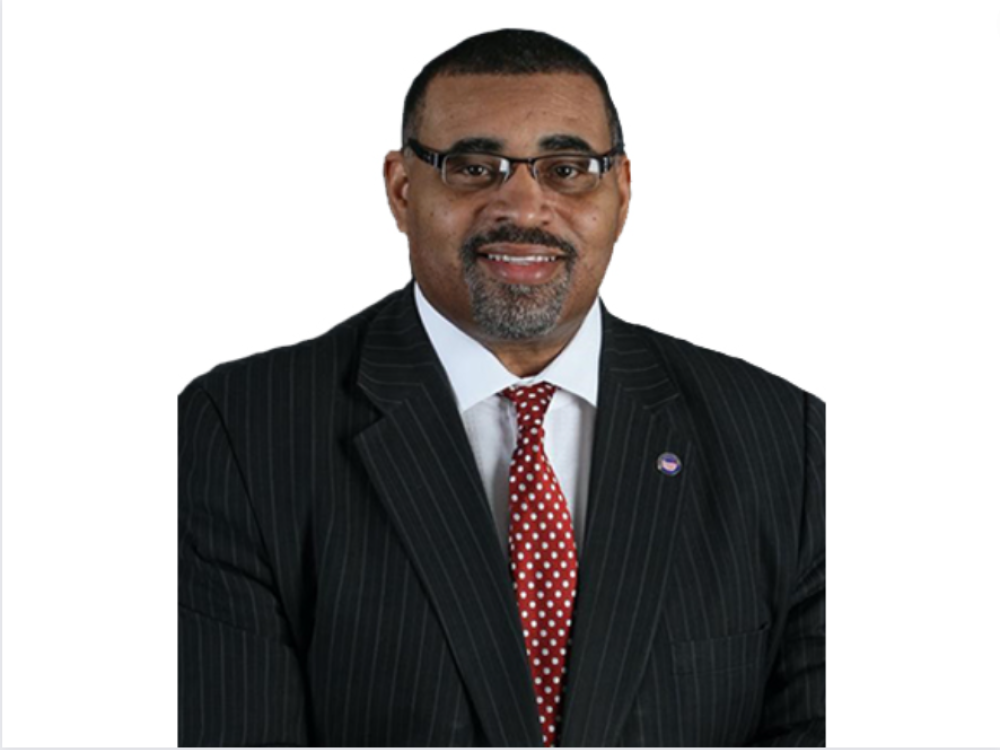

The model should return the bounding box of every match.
[502,381,579,747]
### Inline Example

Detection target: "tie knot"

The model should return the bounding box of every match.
[501,381,557,423]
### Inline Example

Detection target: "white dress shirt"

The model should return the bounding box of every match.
[414,283,601,559]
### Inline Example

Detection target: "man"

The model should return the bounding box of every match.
[179,29,825,747]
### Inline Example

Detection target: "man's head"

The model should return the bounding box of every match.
[384,29,631,361]
[401,29,625,157]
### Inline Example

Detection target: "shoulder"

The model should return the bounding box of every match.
[606,313,825,500]
[606,311,823,426]
[179,287,404,412]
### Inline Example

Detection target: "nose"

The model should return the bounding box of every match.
[482,161,553,226]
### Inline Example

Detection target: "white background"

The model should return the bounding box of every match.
[3,1,999,747]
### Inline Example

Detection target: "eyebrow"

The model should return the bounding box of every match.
[446,137,505,153]
[444,133,598,155]
[538,134,597,153]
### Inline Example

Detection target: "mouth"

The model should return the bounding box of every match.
[481,253,562,265]
[474,245,567,284]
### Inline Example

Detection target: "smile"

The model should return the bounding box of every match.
[484,254,562,264]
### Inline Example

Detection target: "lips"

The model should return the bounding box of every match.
[475,246,567,285]
[481,253,561,265]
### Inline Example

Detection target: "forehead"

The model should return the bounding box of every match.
[418,73,612,152]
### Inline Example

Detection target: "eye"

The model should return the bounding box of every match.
[543,157,595,182]
[551,163,583,179]
[460,163,492,178]
[444,154,503,188]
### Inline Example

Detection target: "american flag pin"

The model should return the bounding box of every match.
[656,452,682,476]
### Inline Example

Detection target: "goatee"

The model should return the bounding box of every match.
[460,226,577,340]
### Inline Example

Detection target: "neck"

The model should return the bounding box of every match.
[413,282,595,379]
[482,320,584,378]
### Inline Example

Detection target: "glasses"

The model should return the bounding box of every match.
[406,138,621,195]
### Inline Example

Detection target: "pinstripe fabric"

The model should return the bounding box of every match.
[179,282,825,747]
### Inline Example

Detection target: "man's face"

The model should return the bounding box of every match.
[385,73,631,346]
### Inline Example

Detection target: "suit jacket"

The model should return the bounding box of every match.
[178,283,825,747]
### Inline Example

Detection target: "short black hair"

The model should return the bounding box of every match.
[402,29,624,154]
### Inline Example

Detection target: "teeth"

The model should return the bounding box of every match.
[485,254,559,264]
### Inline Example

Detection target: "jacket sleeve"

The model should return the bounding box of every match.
[750,392,826,746]
[178,381,311,747]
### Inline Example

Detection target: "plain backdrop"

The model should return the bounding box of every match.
[3,1,999,746]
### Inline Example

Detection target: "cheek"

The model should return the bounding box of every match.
[410,197,470,253]
[573,208,618,262]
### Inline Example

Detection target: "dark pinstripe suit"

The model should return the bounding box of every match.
[179,282,825,747]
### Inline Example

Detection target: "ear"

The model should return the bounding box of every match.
[384,150,410,234]
[613,154,632,241]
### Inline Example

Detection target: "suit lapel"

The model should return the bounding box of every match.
[353,285,542,747]
[558,308,699,747]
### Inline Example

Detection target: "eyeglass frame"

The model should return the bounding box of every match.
[405,138,623,193]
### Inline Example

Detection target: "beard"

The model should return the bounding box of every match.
[459,225,578,340]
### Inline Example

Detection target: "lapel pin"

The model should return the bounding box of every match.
[657,452,682,476]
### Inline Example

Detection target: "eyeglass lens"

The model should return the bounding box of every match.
[443,154,601,194]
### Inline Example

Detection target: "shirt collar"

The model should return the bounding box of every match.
[414,282,602,412]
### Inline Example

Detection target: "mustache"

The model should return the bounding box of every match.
[461,225,577,259]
